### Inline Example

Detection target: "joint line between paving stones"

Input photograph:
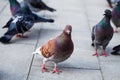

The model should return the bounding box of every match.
[61,66,100,71]
[26,25,42,80]
[97,57,105,80]
[26,12,47,80]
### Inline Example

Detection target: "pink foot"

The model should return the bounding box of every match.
[16,34,28,38]
[93,52,99,57]
[41,64,49,73]
[52,68,61,74]
[102,52,108,57]
[114,29,118,33]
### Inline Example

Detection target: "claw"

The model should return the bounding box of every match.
[52,68,61,74]
[93,52,99,57]
[102,52,108,57]
[16,34,28,38]
[42,67,49,73]
[41,64,49,73]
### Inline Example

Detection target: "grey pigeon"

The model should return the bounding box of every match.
[91,9,114,57]
[0,1,54,43]
[33,25,74,74]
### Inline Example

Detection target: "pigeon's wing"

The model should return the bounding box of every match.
[40,39,55,58]
[2,18,14,28]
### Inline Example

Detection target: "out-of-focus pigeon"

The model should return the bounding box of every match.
[111,44,120,55]
[26,0,56,12]
[0,1,54,43]
[91,9,114,57]
[106,0,120,8]
[33,25,74,74]
[112,1,120,32]
[9,0,21,15]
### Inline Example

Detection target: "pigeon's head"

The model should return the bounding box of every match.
[104,9,112,18]
[117,1,120,6]
[63,25,72,35]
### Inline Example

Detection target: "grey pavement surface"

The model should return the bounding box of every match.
[0,0,120,80]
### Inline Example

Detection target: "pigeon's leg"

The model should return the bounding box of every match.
[102,50,108,57]
[41,58,49,72]
[93,44,99,57]
[16,34,28,38]
[52,63,61,74]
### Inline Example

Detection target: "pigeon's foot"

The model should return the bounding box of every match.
[16,34,28,38]
[41,64,49,73]
[114,29,118,33]
[52,68,62,74]
[101,52,108,57]
[93,52,99,57]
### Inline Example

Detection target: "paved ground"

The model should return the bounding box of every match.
[0,0,120,80]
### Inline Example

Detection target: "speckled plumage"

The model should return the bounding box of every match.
[0,1,54,43]
[34,25,74,74]
[91,9,114,57]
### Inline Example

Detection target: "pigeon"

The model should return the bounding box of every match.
[26,0,56,12]
[0,1,54,43]
[111,44,120,55]
[112,1,120,32]
[91,9,114,57]
[9,0,21,16]
[33,25,74,74]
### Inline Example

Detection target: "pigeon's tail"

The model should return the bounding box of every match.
[32,13,54,23]
[46,6,56,12]
[32,47,42,55]
[113,45,120,50]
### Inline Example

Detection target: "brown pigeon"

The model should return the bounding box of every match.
[33,25,74,74]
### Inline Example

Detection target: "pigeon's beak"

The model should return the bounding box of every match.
[66,30,71,34]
